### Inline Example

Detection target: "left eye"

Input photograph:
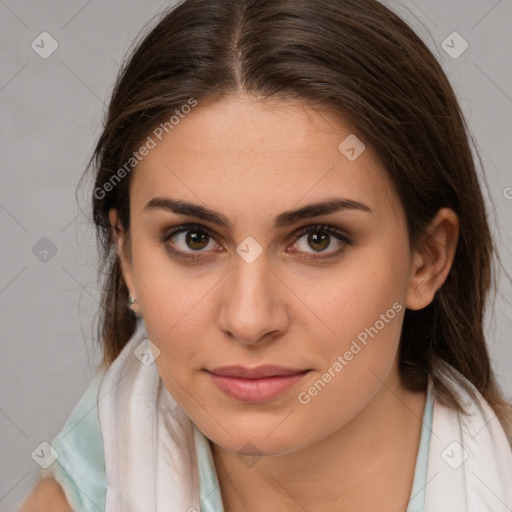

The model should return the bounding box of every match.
[290,225,351,259]
[160,223,351,261]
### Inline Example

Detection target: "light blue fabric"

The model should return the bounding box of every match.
[193,424,226,512]
[38,363,108,512]
[41,364,434,512]
[406,378,434,512]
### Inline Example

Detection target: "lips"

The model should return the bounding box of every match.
[208,365,309,379]
[206,365,311,403]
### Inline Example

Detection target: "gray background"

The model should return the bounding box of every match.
[1,0,511,510]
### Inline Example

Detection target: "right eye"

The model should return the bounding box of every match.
[160,224,223,261]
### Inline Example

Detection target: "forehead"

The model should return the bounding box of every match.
[130,94,399,221]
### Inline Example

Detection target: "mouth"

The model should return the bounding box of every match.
[208,364,310,379]
[205,365,311,403]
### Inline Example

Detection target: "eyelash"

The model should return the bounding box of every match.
[160,223,352,262]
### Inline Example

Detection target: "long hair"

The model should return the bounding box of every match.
[82,0,512,437]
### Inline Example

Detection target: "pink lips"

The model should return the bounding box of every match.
[206,365,310,403]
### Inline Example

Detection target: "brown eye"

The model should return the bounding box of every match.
[160,224,221,261]
[306,231,330,252]
[185,230,210,250]
[290,224,352,260]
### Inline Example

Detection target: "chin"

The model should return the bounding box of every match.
[206,422,309,457]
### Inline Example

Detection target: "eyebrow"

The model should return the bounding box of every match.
[143,196,373,229]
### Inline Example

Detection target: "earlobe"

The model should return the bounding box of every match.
[405,208,459,311]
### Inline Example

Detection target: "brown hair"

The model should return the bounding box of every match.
[83,0,512,437]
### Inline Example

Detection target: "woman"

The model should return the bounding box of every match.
[20,0,512,511]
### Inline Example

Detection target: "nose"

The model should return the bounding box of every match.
[216,254,290,347]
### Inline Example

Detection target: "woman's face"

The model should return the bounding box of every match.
[112,94,422,455]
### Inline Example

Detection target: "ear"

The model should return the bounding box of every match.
[108,209,138,313]
[405,208,459,311]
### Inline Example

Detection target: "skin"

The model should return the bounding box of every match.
[108,93,459,512]
[19,477,71,512]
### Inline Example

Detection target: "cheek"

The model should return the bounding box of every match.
[302,291,403,411]
[290,275,407,451]
[131,246,216,377]
[296,249,408,410]
[132,236,214,327]
[306,253,407,359]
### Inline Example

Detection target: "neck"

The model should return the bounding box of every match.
[211,370,427,512]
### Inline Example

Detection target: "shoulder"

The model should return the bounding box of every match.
[19,478,72,512]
